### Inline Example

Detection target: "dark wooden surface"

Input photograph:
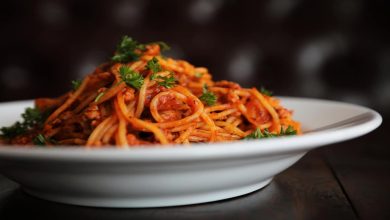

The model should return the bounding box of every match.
[0,126,388,220]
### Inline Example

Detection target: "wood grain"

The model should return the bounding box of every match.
[323,122,390,220]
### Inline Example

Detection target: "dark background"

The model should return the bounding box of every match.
[1,0,389,109]
[0,0,389,219]
[1,0,389,148]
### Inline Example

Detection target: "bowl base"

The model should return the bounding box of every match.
[23,178,273,208]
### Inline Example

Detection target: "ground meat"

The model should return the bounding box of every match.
[10,131,38,145]
[84,105,101,121]
[278,108,293,119]
[157,94,185,111]
[159,110,183,121]
[144,85,167,106]
[123,87,135,102]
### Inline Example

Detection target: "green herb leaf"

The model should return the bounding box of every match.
[150,73,157,81]
[0,122,26,139]
[244,128,262,139]
[146,57,162,73]
[260,86,273,96]
[0,107,46,139]
[244,128,275,139]
[94,92,106,103]
[71,80,82,90]
[244,126,297,140]
[158,74,176,88]
[200,84,217,106]
[22,107,44,128]
[280,125,297,135]
[111,36,146,63]
[32,134,57,146]
[33,134,46,146]
[152,72,177,89]
[111,36,171,63]
[119,65,144,90]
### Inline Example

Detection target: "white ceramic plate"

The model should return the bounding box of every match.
[0,97,382,208]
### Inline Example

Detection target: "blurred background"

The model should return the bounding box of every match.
[1,1,389,217]
[0,0,388,119]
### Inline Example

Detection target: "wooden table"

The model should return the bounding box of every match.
[0,124,388,220]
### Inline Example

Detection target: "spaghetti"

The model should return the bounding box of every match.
[1,36,301,147]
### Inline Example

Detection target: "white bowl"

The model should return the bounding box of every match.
[0,97,382,207]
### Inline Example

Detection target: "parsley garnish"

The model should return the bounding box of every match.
[146,57,162,73]
[71,80,82,90]
[260,86,273,96]
[244,128,263,139]
[200,84,217,106]
[119,65,144,90]
[94,92,106,102]
[33,134,46,146]
[0,107,46,139]
[158,74,176,88]
[33,134,57,146]
[111,36,170,63]
[244,128,277,139]
[280,125,297,136]
[147,57,176,88]
[244,126,297,140]
[151,72,177,88]
[22,107,43,128]
[112,36,146,63]
[0,122,25,139]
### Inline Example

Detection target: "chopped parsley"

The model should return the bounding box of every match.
[147,57,177,88]
[244,128,276,139]
[0,122,25,139]
[280,125,297,136]
[33,134,46,146]
[146,57,162,73]
[244,126,297,140]
[94,92,106,102]
[71,80,82,90]
[111,36,146,63]
[119,65,144,90]
[260,86,273,96]
[200,84,217,106]
[111,36,170,63]
[22,107,44,128]
[33,134,57,146]
[158,74,176,88]
[151,72,177,88]
[0,107,46,139]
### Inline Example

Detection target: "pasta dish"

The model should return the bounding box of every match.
[0,36,300,147]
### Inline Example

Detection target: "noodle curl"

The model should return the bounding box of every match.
[4,38,301,147]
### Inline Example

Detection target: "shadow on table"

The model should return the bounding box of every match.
[1,151,362,220]
[0,181,288,220]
